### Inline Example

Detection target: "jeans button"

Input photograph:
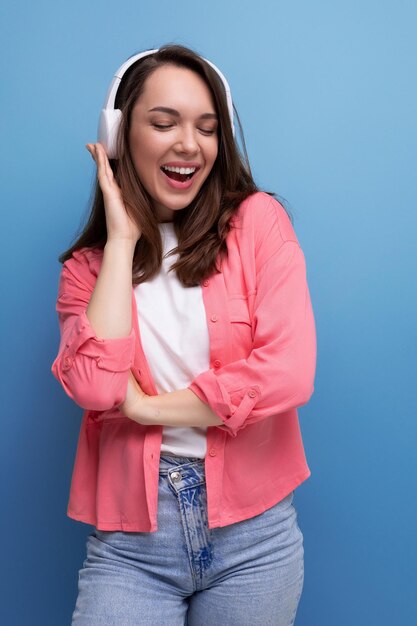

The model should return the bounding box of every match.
[171,471,182,482]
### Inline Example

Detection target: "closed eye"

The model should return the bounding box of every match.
[152,123,217,135]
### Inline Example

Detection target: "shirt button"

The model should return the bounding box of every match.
[211,314,218,322]
[63,356,73,371]
[213,359,222,368]
[248,389,257,398]
[170,471,182,482]
[203,279,210,287]
[209,448,216,457]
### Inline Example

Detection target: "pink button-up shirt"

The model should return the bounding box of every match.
[52,192,316,532]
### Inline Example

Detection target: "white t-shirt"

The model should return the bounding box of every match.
[133,222,210,458]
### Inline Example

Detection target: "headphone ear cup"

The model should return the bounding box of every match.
[98,109,123,159]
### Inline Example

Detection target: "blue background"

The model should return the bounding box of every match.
[1,1,416,624]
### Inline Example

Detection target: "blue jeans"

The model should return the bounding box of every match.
[71,455,304,625]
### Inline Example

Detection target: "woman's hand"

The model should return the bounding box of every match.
[86,142,141,244]
[120,371,149,421]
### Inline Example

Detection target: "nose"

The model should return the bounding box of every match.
[175,125,199,154]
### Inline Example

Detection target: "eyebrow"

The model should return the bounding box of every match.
[148,106,218,120]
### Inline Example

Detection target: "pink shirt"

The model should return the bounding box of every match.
[51,192,316,532]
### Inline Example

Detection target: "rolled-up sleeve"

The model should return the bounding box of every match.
[189,239,316,437]
[51,250,135,411]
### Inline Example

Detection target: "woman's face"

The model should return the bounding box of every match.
[128,64,219,222]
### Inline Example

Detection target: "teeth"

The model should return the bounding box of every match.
[162,165,197,175]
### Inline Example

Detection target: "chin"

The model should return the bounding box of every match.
[161,195,198,211]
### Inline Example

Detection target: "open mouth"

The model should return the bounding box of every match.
[160,165,199,183]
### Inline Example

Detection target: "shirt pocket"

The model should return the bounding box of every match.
[228,296,253,360]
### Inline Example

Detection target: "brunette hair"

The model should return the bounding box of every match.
[59,44,263,286]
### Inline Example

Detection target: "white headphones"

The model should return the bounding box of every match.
[98,48,235,159]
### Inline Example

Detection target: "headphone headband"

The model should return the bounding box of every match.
[98,48,235,159]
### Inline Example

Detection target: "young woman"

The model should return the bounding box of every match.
[52,44,316,626]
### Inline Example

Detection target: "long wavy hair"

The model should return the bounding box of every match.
[59,44,265,287]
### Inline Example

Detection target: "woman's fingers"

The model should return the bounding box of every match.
[85,142,141,242]
[94,144,110,187]
[119,371,148,421]
[86,143,119,198]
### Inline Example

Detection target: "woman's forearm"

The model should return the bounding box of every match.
[86,239,135,338]
[127,386,223,428]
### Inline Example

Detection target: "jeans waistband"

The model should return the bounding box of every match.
[159,455,205,476]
